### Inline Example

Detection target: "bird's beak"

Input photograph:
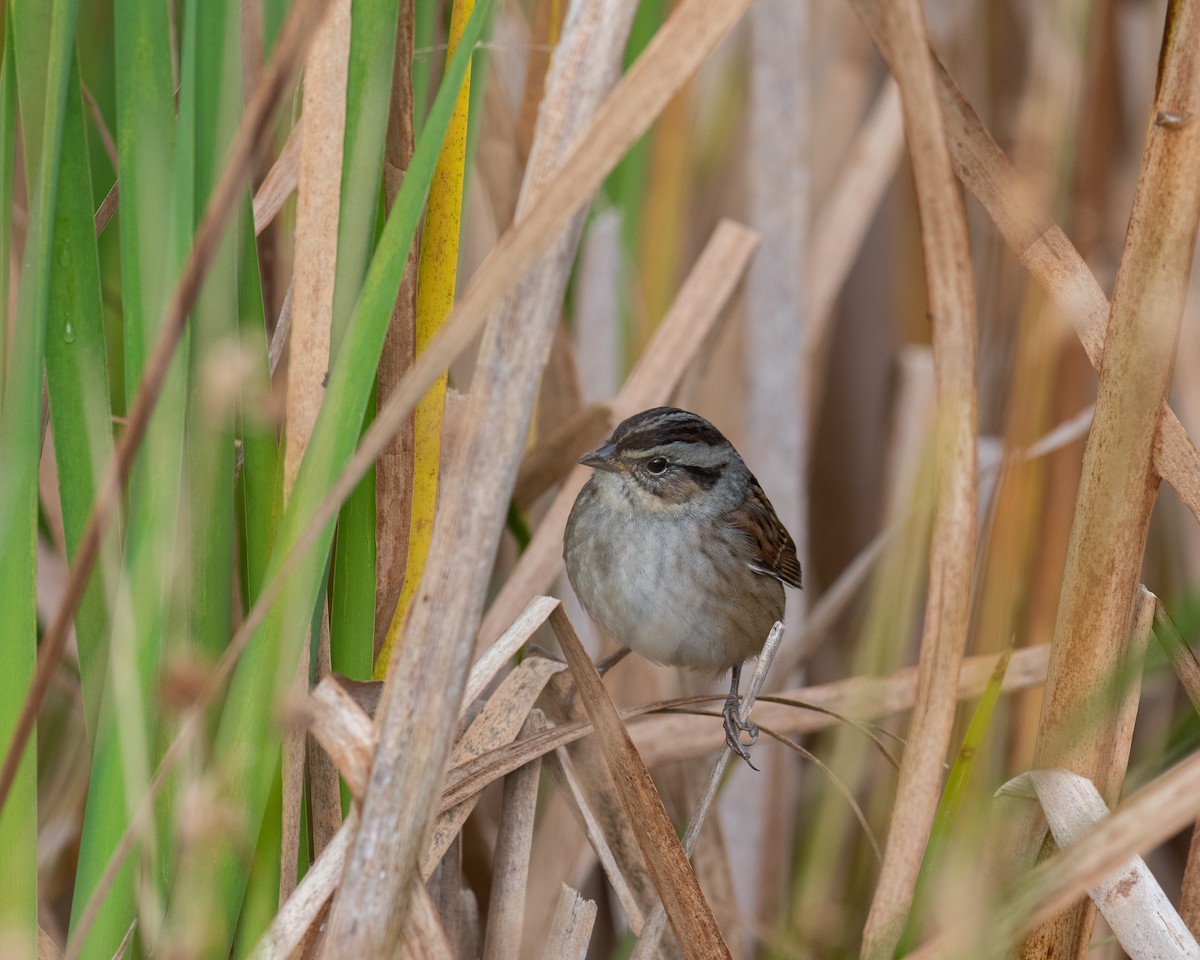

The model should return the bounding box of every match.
[578,441,621,473]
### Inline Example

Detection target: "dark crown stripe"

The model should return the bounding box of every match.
[613,415,729,454]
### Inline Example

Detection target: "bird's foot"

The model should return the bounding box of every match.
[722,691,759,770]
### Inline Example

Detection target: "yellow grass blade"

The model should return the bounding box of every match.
[375,0,477,678]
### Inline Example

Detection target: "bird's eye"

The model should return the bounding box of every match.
[646,457,668,475]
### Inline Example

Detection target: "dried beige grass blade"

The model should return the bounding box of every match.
[632,623,786,958]
[279,0,352,904]
[539,886,597,960]
[848,3,1200,522]
[1154,601,1200,715]
[1017,6,1200,954]
[253,598,557,958]
[307,676,375,799]
[398,883,455,960]
[549,606,731,958]
[997,770,1200,960]
[252,120,301,236]
[481,712,545,960]
[907,751,1200,960]
[850,0,979,952]
[542,747,645,932]
[436,644,1050,811]
[284,0,349,495]
[463,596,560,711]
[311,607,343,854]
[322,594,559,729]
[250,817,356,960]
[37,928,62,960]
[476,219,760,650]
[421,657,565,877]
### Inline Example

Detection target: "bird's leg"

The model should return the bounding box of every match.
[595,645,631,677]
[722,663,759,769]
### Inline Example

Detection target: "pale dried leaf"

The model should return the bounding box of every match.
[422,657,565,876]
[481,712,545,960]
[998,769,1200,960]
[538,886,597,960]
[252,121,302,236]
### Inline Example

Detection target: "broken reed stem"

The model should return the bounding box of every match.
[630,621,785,959]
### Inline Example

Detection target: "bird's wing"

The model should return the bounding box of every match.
[728,476,803,589]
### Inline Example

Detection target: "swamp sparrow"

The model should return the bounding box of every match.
[563,407,802,765]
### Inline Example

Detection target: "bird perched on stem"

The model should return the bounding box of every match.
[564,406,801,766]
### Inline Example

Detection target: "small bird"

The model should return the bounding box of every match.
[563,406,801,765]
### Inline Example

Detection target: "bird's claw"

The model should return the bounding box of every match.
[722,694,759,770]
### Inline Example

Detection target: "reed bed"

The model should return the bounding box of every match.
[5,0,1200,958]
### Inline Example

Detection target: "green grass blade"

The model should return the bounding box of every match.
[412,0,436,135]
[1,0,82,951]
[163,3,493,951]
[67,0,179,953]
[42,53,115,746]
[327,0,404,686]
[0,12,15,396]
[895,647,1013,956]
[182,0,242,658]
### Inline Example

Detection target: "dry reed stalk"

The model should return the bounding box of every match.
[37,927,62,960]
[549,606,730,957]
[1018,6,1200,953]
[480,711,544,960]
[739,0,810,932]
[280,0,352,902]
[475,219,760,652]
[631,623,785,958]
[307,676,375,797]
[397,882,455,960]
[1183,824,1200,937]
[541,746,645,932]
[539,886,597,960]
[848,0,979,952]
[0,0,332,817]
[252,121,301,236]
[374,1,419,654]
[281,0,348,496]
[907,749,1200,960]
[310,604,344,853]
[1002,769,1200,959]
[257,599,559,957]
[421,658,565,876]
[433,644,1050,820]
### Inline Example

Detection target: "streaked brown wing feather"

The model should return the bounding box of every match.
[727,477,802,589]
